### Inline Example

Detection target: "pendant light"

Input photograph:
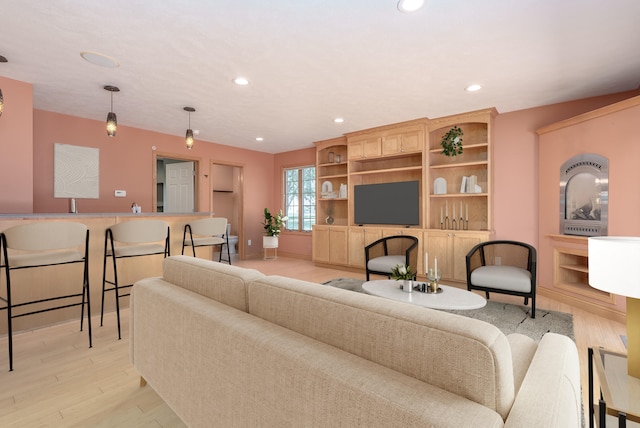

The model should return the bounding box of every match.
[104,85,120,137]
[0,55,7,118]
[184,106,196,149]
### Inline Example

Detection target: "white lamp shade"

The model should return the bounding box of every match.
[588,236,640,299]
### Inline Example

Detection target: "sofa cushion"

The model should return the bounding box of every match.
[504,333,582,428]
[367,255,406,273]
[471,265,531,293]
[162,255,264,312]
[247,275,516,419]
[507,333,538,394]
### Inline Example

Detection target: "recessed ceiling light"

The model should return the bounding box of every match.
[397,0,425,13]
[256,137,264,142]
[334,117,344,123]
[80,51,119,68]
[234,77,249,86]
[465,84,482,92]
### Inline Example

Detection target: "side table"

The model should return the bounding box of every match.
[588,347,640,427]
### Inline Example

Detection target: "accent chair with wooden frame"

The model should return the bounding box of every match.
[364,235,418,281]
[0,221,92,371]
[465,240,537,318]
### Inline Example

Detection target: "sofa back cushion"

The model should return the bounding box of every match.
[247,275,516,419]
[162,255,263,312]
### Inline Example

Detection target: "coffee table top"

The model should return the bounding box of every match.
[362,280,487,310]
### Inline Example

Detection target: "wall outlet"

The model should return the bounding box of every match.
[248,239,252,246]
[495,257,502,265]
[114,190,126,197]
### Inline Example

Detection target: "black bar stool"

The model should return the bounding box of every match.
[181,217,230,264]
[0,221,91,371]
[101,219,170,339]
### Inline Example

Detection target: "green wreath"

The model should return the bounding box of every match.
[441,126,464,157]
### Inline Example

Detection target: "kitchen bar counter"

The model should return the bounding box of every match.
[0,212,213,335]
[0,212,212,218]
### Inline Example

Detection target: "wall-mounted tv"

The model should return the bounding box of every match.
[354,180,420,226]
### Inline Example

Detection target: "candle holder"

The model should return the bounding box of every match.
[427,268,442,293]
[444,216,449,230]
[451,218,457,230]
[463,219,469,230]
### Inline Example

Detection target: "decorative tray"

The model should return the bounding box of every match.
[413,282,443,294]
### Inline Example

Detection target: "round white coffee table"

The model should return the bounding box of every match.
[362,280,486,310]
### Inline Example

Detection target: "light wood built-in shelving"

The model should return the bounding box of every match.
[552,242,616,305]
[312,109,496,283]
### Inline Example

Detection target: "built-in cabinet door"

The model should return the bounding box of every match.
[451,232,486,281]
[329,227,348,265]
[348,228,382,268]
[426,230,488,283]
[348,137,382,160]
[313,226,331,263]
[313,225,348,266]
[381,134,402,155]
[382,130,423,156]
[425,231,453,280]
[399,130,423,153]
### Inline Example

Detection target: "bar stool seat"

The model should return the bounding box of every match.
[107,243,167,258]
[0,221,91,371]
[101,219,170,339]
[8,250,84,267]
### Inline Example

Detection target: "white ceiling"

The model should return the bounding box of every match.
[1,0,639,154]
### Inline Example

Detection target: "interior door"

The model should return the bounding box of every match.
[165,161,194,213]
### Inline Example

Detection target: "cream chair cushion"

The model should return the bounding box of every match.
[470,266,532,293]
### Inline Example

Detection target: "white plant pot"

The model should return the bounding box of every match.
[263,235,279,249]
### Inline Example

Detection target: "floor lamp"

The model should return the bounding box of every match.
[588,236,640,378]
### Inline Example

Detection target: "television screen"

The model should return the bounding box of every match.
[354,181,420,226]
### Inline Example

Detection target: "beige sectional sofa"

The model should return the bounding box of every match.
[130,255,582,427]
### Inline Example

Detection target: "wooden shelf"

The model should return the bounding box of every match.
[428,143,488,153]
[429,160,488,169]
[553,246,616,304]
[317,174,347,180]
[430,193,488,198]
[559,263,589,273]
[350,166,422,176]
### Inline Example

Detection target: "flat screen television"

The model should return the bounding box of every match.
[354,180,420,226]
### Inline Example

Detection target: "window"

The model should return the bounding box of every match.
[284,166,315,231]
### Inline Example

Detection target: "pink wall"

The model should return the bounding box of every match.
[492,91,637,247]
[273,147,316,257]
[32,110,274,258]
[537,97,640,313]
[0,76,33,213]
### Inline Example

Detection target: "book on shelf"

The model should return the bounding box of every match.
[460,176,467,193]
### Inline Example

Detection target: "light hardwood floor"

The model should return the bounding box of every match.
[0,257,627,427]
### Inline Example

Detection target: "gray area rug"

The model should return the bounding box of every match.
[322,277,574,341]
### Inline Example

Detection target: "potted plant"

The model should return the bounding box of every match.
[441,126,464,157]
[391,263,415,293]
[263,208,287,248]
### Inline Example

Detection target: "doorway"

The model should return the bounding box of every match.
[154,154,199,213]
[211,162,244,260]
